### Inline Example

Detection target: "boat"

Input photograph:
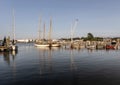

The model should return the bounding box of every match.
[34,43,49,47]
[51,43,61,47]
[0,37,17,51]
[96,44,104,49]
[0,9,18,52]
[48,18,61,47]
[106,45,115,49]
[117,45,120,49]
[34,38,50,47]
[10,41,18,51]
[34,41,49,47]
[86,45,96,49]
[70,19,78,49]
[11,9,18,51]
[34,44,49,47]
[34,17,49,47]
[35,17,60,47]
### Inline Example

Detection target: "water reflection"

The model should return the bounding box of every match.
[35,46,61,51]
[0,51,18,65]
[36,46,79,74]
[70,50,77,71]
[1,44,120,85]
[37,47,53,76]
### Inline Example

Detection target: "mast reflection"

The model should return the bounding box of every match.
[0,51,18,65]
[36,46,62,76]
[37,47,53,76]
[70,49,77,71]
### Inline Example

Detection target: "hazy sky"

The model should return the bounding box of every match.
[0,0,120,39]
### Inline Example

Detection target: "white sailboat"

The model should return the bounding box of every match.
[70,19,78,48]
[35,17,60,47]
[34,43,49,47]
[34,17,49,47]
[11,9,18,51]
[48,17,60,47]
[52,43,60,47]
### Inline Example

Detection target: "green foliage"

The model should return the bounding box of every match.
[60,33,104,41]
[87,33,94,41]
[94,37,103,41]
[2,37,7,46]
[81,33,103,41]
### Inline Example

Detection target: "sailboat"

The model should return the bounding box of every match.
[70,19,78,49]
[10,9,18,51]
[34,43,49,47]
[34,17,49,47]
[48,17,60,47]
[35,17,60,47]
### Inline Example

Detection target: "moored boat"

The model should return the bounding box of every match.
[34,43,49,47]
[0,37,18,52]
[51,43,61,47]
[106,45,115,49]
[10,44,18,51]
[86,45,96,49]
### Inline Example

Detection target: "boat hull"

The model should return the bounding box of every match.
[51,44,60,47]
[10,45,18,51]
[34,44,50,47]
[106,45,115,49]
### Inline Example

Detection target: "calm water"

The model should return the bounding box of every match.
[1,43,120,85]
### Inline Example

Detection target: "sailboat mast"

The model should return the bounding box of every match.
[38,16,41,40]
[49,17,52,41]
[70,19,78,44]
[71,24,73,44]
[12,9,15,41]
[43,22,46,40]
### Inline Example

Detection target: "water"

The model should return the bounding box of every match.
[1,43,120,85]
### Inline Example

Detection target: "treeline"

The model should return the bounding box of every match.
[60,33,103,41]
[81,33,103,41]
[60,33,120,41]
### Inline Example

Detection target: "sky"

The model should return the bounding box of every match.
[0,0,120,39]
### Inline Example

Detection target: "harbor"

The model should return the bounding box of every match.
[34,35,120,50]
[1,0,120,85]
[1,36,120,51]
[1,43,120,85]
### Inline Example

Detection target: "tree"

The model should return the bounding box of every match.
[87,33,94,41]
[2,37,7,46]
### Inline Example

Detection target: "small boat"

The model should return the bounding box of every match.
[96,45,104,49]
[86,45,96,49]
[117,45,120,50]
[106,45,115,49]
[10,44,18,51]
